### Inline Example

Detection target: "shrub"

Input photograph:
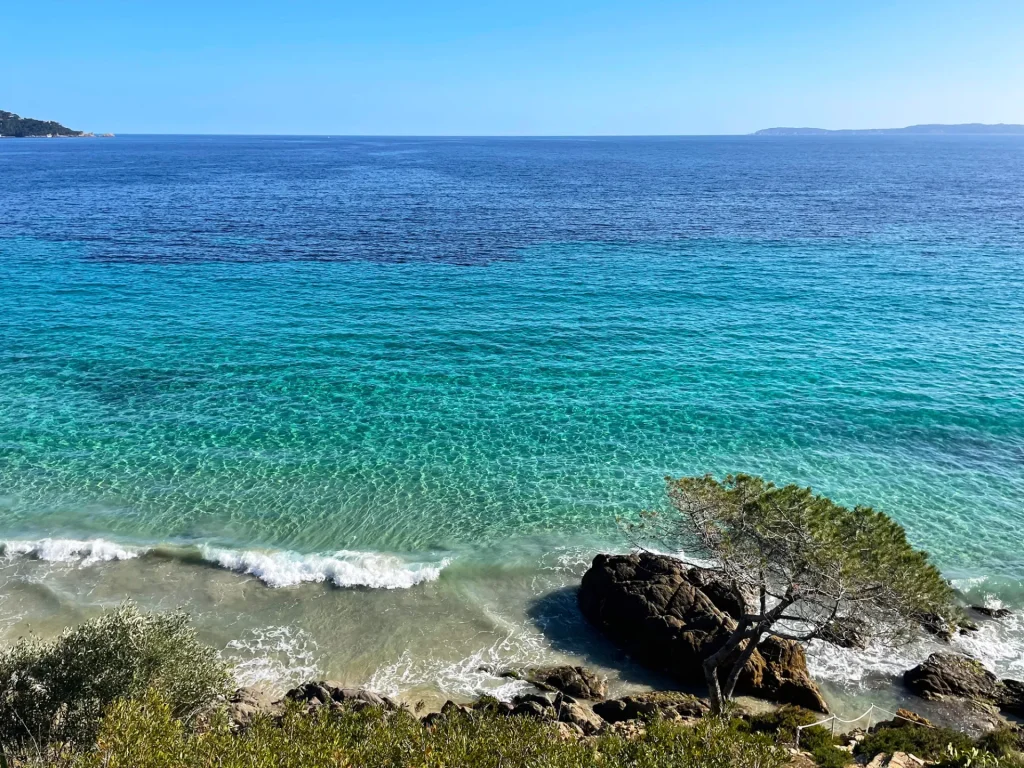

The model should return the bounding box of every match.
[976,727,1024,759]
[742,706,850,767]
[855,724,975,762]
[63,693,789,768]
[0,603,232,750]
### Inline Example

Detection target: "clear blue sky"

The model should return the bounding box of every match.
[4,0,1023,135]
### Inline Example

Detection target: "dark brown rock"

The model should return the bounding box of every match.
[283,682,398,711]
[578,552,828,712]
[525,665,608,700]
[971,606,1012,620]
[903,653,1024,716]
[593,691,709,723]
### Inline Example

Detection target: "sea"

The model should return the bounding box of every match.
[1,135,1022,717]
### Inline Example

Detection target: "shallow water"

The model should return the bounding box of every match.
[1,135,1023,716]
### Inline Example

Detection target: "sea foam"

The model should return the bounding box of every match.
[1,538,144,566]
[198,546,450,589]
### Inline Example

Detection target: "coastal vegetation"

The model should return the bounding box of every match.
[0,478,1018,766]
[0,110,82,137]
[0,606,1019,766]
[630,474,958,713]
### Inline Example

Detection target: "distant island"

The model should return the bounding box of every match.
[0,109,113,138]
[754,123,1024,136]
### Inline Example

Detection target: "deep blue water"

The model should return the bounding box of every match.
[1,135,1023,586]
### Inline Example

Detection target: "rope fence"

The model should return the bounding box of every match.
[795,703,937,748]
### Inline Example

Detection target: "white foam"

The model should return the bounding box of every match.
[199,546,450,589]
[366,626,544,701]
[1,538,143,567]
[224,626,322,693]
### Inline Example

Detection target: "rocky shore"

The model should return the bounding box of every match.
[221,552,1022,765]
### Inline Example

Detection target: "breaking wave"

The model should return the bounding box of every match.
[1,537,450,590]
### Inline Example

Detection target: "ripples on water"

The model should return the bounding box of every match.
[1,136,1022,703]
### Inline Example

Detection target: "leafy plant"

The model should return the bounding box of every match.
[855,724,975,761]
[0,603,232,750]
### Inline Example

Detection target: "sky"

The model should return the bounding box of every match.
[3,0,1024,135]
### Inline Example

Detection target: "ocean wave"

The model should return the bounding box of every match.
[1,538,144,566]
[0,536,450,590]
[198,546,451,589]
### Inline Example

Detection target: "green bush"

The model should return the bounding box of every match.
[855,724,975,762]
[976,727,1024,759]
[0,603,232,750]
[60,693,789,768]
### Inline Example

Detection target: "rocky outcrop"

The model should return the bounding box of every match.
[578,552,828,712]
[903,653,1024,716]
[519,665,608,700]
[283,682,399,711]
[593,691,709,723]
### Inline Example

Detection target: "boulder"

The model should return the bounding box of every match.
[593,691,709,723]
[226,687,274,729]
[525,665,608,700]
[971,606,1012,620]
[558,700,605,734]
[903,653,1024,716]
[282,682,398,711]
[578,552,828,712]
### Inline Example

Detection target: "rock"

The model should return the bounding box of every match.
[555,721,585,739]
[592,691,709,723]
[904,653,1002,703]
[903,653,1024,716]
[526,665,608,700]
[283,682,398,711]
[558,700,605,734]
[872,708,932,729]
[866,753,926,768]
[226,687,274,729]
[578,552,828,712]
[511,699,555,720]
[971,606,1012,620]
[1000,679,1024,717]
[916,612,956,642]
[819,617,870,649]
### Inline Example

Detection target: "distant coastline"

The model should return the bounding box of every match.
[754,123,1024,136]
[0,109,113,138]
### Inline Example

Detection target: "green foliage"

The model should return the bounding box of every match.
[855,724,975,762]
[0,603,232,750]
[661,474,959,644]
[741,706,850,768]
[976,727,1024,759]
[935,744,1002,768]
[53,693,789,768]
[0,110,81,137]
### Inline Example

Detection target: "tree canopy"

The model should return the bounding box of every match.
[636,473,958,711]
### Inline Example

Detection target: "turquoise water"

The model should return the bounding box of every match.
[1,136,1023,704]
[4,236,1022,575]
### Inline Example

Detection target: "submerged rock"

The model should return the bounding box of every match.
[578,552,828,712]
